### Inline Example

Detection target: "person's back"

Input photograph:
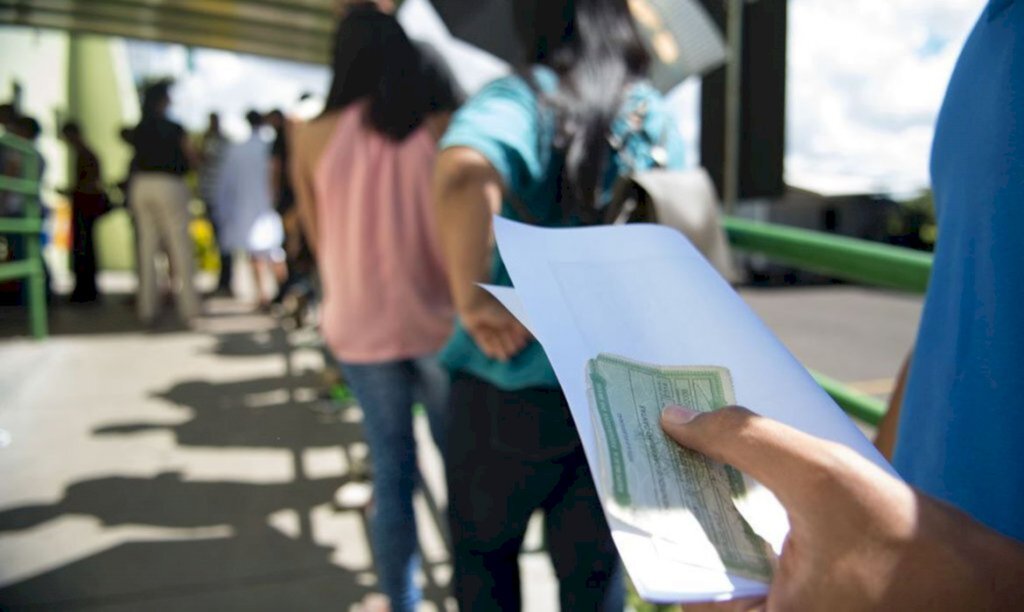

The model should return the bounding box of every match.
[128,80,198,324]
[214,129,274,253]
[438,68,685,387]
[307,104,451,362]
[433,1,686,609]
[132,116,188,176]
[288,7,458,611]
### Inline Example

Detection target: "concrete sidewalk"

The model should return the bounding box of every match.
[0,298,565,611]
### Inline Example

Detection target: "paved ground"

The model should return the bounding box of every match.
[741,284,922,399]
[0,281,922,611]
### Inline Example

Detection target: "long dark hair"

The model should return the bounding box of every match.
[323,6,457,140]
[516,0,651,221]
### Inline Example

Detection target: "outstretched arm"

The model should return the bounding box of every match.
[289,124,318,256]
[433,146,529,361]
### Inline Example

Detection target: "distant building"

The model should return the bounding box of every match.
[737,188,900,284]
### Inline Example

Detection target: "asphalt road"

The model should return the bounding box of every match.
[740,285,923,400]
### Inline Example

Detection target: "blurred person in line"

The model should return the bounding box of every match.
[0,103,16,132]
[127,79,199,325]
[338,0,465,106]
[289,7,459,611]
[433,0,686,608]
[265,108,311,306]
[60,122,106,304]
[198,112,232,294]
[214,110,285,310]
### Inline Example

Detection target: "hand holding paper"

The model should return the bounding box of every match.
[485,217,894,602]
[587,355,774,583]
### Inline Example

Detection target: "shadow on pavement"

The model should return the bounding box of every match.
[207,329,292,359]
[97,373,363,450]
[0,312,451,611]
[0,473,370,611]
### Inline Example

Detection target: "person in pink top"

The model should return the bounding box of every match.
[289,6,459,611]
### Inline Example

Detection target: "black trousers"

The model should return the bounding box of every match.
[446,372,622,611]
[70,198,100,301]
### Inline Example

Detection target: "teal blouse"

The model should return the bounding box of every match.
[438,67,686,390]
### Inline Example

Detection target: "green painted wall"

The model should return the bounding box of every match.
[67,34,139,187]
[67,34,140,271]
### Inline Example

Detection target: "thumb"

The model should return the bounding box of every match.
[660,405,836,509]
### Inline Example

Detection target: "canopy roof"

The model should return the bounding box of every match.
[0,0,336,65]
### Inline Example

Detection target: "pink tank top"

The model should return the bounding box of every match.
[313,104,453,363]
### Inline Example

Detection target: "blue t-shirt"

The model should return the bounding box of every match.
[894,0,1024,541]
[438,67,686,390]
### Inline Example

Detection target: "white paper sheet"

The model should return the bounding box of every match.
[488,217,896,603]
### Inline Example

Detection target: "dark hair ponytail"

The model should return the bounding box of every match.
[323,7,459,140]
[517,0,650,222]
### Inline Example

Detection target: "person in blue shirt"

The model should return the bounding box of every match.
[433,0,684,608]
[660,2,1023,610]
[885,0,1024,544]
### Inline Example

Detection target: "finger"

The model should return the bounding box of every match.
[486,336,510,362]
[492,328,518,360]
[501,323,529,356]
[473,329,507,362]
[660,405,838,509]
[511,319,533,344]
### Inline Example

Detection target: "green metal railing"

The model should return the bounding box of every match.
[0,132,48,339]
[723,216,933,425]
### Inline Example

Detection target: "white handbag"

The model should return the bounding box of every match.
[607,167,739,282]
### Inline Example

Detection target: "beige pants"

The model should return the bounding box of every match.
[129,173,198,322]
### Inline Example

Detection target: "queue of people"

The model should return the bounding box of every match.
[6,84,303,325]
[292,0,1022,611]
[212,109,288,310]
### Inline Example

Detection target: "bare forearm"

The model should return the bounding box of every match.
[434,148,502,310]
[876,352,911,459]
[270,158,282,202]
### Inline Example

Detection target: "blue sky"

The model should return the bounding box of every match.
[128,0,988,197]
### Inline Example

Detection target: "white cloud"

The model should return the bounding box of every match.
[785,0,986,195]
[126,42,329,141]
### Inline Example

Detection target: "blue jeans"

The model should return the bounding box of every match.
[338,355,449,612]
